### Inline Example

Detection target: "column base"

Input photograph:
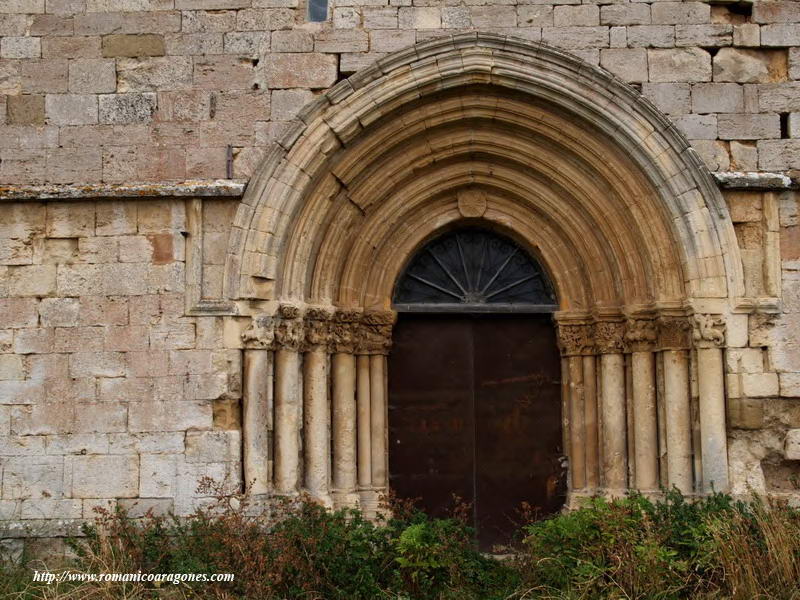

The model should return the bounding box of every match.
[306,491,334,509]
[332,490,360,510]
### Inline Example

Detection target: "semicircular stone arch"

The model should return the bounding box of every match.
[235,33,743,513]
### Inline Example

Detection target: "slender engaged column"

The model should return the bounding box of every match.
[243,349,271,495]
[632,351,659,491]
[663,350,692,492]
[583,356,599,490]
[356,355,372,504]
[692,314,729,494]
[332,352,359,508]
[370,354,387,492]
[304,348,331,506]
[274,348,301,494]
[568,356,586,490]
[601,353,627,493]
[561,357,570,459]
[697,347,729,493]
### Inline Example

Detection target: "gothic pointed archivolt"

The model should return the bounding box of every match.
[230,33,745,509]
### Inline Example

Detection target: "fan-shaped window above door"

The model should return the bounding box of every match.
[393,228,557,313]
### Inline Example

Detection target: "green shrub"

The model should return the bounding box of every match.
[5,486,800,600]
[516,489,752,599]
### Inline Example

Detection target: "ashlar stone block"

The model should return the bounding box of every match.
[741,372,780,398]
[648,47,711,82]
[45,93,98,125]
[0,355,24,380]
[68,58,115,93]
[128,401,213,432]
[642,82,690,115]
[785,429,800,460]
[185,430,240,463]
[780,373,800,397]
[651,2,710,25]
[98,93,156,125]
[692,83,744,114]
[2,457,63,500]
[263,53,337,89]
[1,36,42,59]
[718,113,781,140]
[71,455,139,498]
[139,454,177,497]
[69,352,127,378]
[7,94,45,125]
[116,56,193,92]
[761,24,800,48]
[600,48,647,83]
[714,48,788,84]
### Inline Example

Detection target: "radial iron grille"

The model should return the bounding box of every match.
[393,229,557,312]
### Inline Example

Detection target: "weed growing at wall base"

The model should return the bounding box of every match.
[3,485,800,599]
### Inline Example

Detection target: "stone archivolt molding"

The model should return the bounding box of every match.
[226,33,745,313]
[242,306,395,355]
[556,313,725,356]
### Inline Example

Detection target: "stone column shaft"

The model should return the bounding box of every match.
[303,348,331,506]
[243,349,271,495]
[601,353,627,492]
[332,352,358,507]
[583,356,599,490]
[356,355,372,499]
[697,347,729,493]
[663,350,693,493]
[370,354,387,490]
[632,351,659,491]
[568,356,586,490]
[274,348,301,494]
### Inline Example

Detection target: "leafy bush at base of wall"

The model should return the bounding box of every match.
[3,486,800,600]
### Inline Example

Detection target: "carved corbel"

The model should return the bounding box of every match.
[656,315,693,350]
[692,313,726,348]
[356,310,397,355]
[624,318,657,352]
[330,309,361,354]
[556,323,595,356]
[594,320,626,354]
[241,314,276,350]
[274,303,305,351]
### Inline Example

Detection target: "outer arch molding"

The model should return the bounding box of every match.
[224,32,744,315]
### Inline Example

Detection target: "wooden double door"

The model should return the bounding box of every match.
[388,314,566,550]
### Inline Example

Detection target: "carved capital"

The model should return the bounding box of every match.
[624,318,657,352]
[241,314,275,350]
[692,313,726,348]
[303,306,333,351]
[330,310,361,354]
[657,316,692,350]
[595,320,625,354]
[556,323,595,356]
[355,310,396,355]
[274,303,304,351]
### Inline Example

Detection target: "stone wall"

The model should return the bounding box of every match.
[723,189,800,498]
[1,0,800,557]
[0,0,799,183]
[0,197,243,557]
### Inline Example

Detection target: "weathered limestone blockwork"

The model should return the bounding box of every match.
[0,198,242,540]
[0,0,796,181]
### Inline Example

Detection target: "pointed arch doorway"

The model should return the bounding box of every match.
[388,228,566,550]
